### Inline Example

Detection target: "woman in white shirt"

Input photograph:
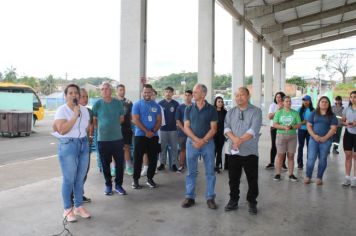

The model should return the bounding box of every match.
[266,92,287,170]
[53,84,91,222]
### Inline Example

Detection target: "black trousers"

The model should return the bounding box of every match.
[133,136,159,180]
[98,139,124,187]
[297,129,310,168]
[228,154,259,204]
[214,134,225,168]
[270,127,277,164]
[333,127,343,150]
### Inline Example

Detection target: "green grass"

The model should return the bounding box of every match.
[334,80,356,98]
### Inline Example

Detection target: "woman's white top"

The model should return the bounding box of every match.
[53,104,90,138]
[268,103,278,127]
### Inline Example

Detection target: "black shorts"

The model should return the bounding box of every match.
[122,130,133,145]
[343,129,356,151]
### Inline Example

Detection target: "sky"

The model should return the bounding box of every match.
[0,0,355,81]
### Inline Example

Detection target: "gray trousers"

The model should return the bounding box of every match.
[159,130,179,167]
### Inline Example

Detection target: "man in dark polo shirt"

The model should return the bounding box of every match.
[181,84,218,210]
[117,84,134,176]
[157,86,180,171]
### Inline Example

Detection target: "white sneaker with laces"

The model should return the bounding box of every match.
[342,178,351,187]
[351,179,356,188]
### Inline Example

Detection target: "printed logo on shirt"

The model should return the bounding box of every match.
[151,107,158,113]
[170,107,175,112]
[281,116,293,126]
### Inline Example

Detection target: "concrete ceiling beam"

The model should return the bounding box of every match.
[262,2,356,34]
[217,0,281,57]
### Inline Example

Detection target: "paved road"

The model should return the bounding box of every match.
[0,111,57,166]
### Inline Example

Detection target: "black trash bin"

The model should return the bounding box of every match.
[0,110,33,137]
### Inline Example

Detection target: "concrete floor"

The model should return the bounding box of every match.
[0,126,355,236]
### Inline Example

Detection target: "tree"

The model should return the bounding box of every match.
[286,76,307,89]
[3,66,17,83]
[19,76,39,89]
[40,75,57,95]
[322,53,353,83]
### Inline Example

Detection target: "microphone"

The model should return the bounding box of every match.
[73,98,80,117]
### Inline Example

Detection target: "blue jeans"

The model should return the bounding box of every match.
[185,138,216,200]
[306,138,332,179]
[58,137,89,209]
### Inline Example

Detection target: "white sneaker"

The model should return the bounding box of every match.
[351,179,356,188]
[141,168,147,177]
[342,178,351,187]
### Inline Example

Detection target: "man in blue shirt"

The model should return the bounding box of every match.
[132,84,162,189]
[181,84,218,210]
[92,82,126,196]
[157,86,180,171]
[175,89,193,173]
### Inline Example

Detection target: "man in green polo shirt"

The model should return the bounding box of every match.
[92,82,126,196]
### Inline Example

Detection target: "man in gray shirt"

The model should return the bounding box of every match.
[223,87,262,215]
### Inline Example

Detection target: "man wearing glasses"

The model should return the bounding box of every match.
[223,87,262,215]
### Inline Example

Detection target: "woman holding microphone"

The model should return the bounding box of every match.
[53,84,91,222]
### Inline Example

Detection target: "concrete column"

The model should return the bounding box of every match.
[120,0,147,101]
[273,57,281,94]
[280,60,286,91]
[264,48,273,110]
[232,0,245,97]
[198,0,215,103]
[252,37,262,107]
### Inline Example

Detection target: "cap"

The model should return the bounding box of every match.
[302,95,311,101]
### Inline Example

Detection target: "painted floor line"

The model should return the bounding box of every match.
[0,154,57,168]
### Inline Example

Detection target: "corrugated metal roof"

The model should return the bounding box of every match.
[217,0,356,57]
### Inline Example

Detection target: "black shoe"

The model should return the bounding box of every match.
[289,174,298,182]
[207,199,217,209]
[282,165,288,171]
[265,163,274,169]
[82,196,91,203]
[172,164,178,172]
[273,174,281,181]
[157,164,165,171]
[131,179,142,189]
[224,199,238,211]
[215,167,221,174]
[146,178,157,188]
[181,198,195,208]
[248,203,258,215]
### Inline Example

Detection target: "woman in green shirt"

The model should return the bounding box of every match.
[273,96,301,182]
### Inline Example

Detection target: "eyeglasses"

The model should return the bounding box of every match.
[239,110,244,120]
